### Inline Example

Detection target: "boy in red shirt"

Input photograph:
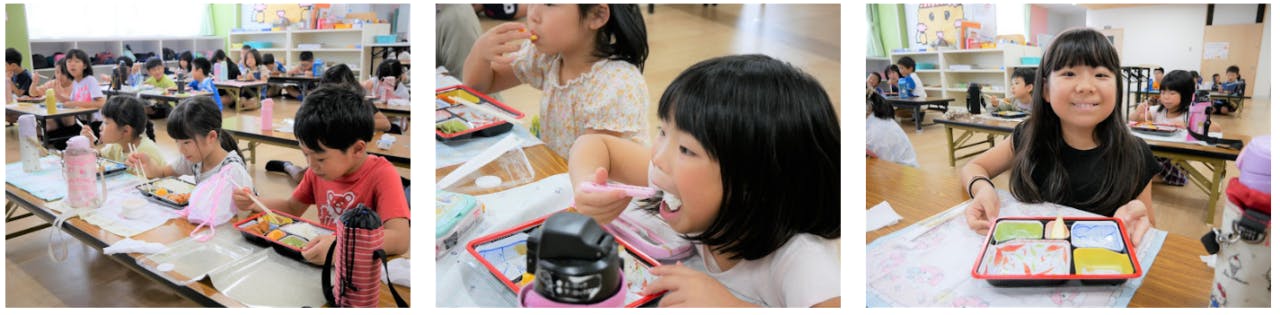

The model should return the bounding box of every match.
[233,86,409,265]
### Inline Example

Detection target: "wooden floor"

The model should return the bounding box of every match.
[478,4,842,141]
[890,97,1271,241]
[4,95,402,307]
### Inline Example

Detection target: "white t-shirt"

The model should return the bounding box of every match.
[1147,106,1188,126]
[866,115,919,167]
[698,233,840,307]
[908,72,927,97]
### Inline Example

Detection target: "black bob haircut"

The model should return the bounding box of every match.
[6,48,21,65]
[144,57,164,71]
[641,54,840,261]
[62,49,94,78]
[294,85,374,153]
[1012,67,1036,85]
[1159,70,1195,115]
[299,51,314,61]
[100,95,156,141]
[375,59,403,80]
[578,4,648,72]
[896,56,916,70]
[167,96,242,159]
[868,89,893,119]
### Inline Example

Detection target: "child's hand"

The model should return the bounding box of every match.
[640,262,754,307]
[300,234,336,265]
[78,122,96,144]
[232,187,258,212]
[126,152,157,179]
[573,167,632,225]
[1113,200,1151,248]
[475,22,533,65]
[1136,102,1151,122]
[964,184,1001,234]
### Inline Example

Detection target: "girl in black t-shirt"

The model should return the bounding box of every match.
[959,28,1161,246]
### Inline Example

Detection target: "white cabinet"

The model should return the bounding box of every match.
[889,46,1042,106]
[228,24,390,76]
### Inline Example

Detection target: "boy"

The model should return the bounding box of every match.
[141,58,176,90]
[1148,67,1163,91]
[6,48,37,98]
[987,67,1035,112]
[895,56,926,98]
[232,86,409,265]
[282,51,317,99]
[1214,65,1245,114]
[186,57,223,110]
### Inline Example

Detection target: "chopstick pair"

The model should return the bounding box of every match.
[127,143,153,192]
[230,181,277,217]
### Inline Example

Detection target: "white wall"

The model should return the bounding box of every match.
[1086,4,1207,70]
[1045,11,1086,39]
[1253,6,1269,99]
[1214,4,1260,25]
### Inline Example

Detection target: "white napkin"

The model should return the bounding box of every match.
[381,257,411,287]
[103,238,168,255]
[866,201,903,232]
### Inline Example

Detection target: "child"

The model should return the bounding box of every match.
[1209,73,1222,91]
[895,56,926,97]
[1214,65,1245,114]
[569,55,839,307]
[281,51,316,99]
[883,64,902,96]
[987,67,1035,112]
[961,28,1159,246]
[175,51,193,78]
[28,59,69,100]
[1129,70,1222,186]
[866,90,918,167]
[7,48,37,98]
[186,57,224,109]
[77,95,165,172]
[265,64,393,184]
[211,49,239,108]
[63,49,107,142]
[1148,67,1163,91]
[235,48,267,110]
[232,86,410,265]
[1190,70,1205,90]
[261,53,285,76]
[237,44,252,68]
[866,71,883,94]
[465,4,650,158]
[142,58,177,90]
[128,96,252,189]
[364,59,410,100]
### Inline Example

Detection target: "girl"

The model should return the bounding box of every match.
[77,95,165,173]
[211,49,240,108]
[364,59,410,100]
[1128,70,1222,186]
[569,55,840,307]
[961,28,1160,246]
[464,4,650,158]
[236,48,268,110]
[128,96,253,193]
[883,64,902,96]
[63,49,105,110]
[866,90,918,167]
[176,51,193,78]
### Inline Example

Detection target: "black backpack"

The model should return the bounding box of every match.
[31,54,49,69]
[966,83,986,114]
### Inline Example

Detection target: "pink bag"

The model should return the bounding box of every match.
[178,165,239,242]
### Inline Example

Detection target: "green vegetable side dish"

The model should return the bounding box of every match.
[280,235,308,248]
[437,119,468,134]
[993,220,1044,243]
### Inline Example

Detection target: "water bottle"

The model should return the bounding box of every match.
[45,88,57,114]
[519,212,626,308]
[260,98,274,130]
[18,114,41,172]
[62,136,107,211]
[312,58,324,77]
[1206,136,1270,307]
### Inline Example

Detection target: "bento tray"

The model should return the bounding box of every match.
[465,211,663,307]
[233,211,334,262]
[971,217,1142,287]
[99,158,128,176]
[1129,121,1179,136]
[135,177,196,208]
[435,85,525,141]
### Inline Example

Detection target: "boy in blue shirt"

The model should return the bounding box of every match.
[187,57,223,110]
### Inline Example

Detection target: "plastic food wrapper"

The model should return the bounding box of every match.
[103,238,168,255]
[437,134,535,195]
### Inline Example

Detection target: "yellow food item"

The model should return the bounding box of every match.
[155,188,170,197]
[266,229,286,241]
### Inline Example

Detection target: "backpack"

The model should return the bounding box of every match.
[31,54,49,69]
[966,83,986,114]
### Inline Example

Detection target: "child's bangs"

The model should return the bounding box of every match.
[1042,29,1120,74]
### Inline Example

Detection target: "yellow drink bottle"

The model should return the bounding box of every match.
[44,88,56,114]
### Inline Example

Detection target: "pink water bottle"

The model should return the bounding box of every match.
[260,98,274,130]
[1187,94,1212,141]
[62,136,107,210]
[1207,136,1270,307]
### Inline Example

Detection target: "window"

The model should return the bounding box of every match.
[26,3,210,39]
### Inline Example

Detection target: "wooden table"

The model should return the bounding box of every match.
[267,75,320,98]
[373,101,411,118]
[214,80,269,112]
[884,96,954,131]
[4,183,411,307]
[222,115,410,168]
[435,144,567,195]
[101,87,211,104]
[935,115,1249,222]
[865,158,1213,307]
[5,103,100,147]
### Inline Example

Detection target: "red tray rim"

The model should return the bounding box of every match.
[435,85,526,139]
[232,211,335,252]
[970,216,1144,281]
